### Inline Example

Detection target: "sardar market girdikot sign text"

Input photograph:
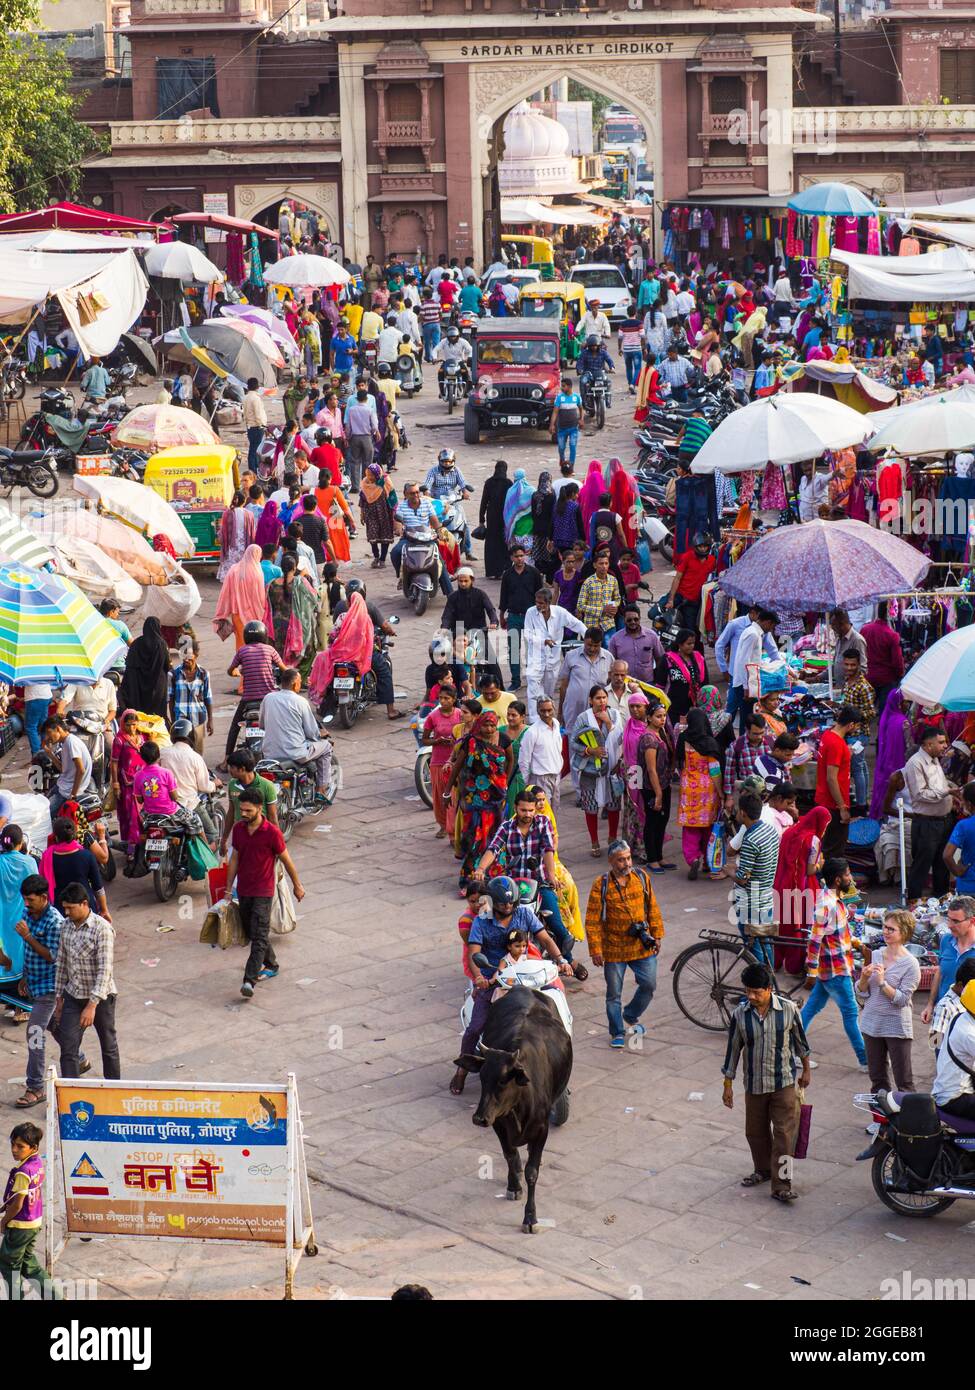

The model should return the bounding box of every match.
[461,39,674,57]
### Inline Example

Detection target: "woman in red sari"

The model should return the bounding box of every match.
[110,710,146,859]
[608,456,639,551]
[773,806,831,975]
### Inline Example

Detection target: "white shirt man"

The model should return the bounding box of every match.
[424,263,446,290]
[518,703,565,807]
[243,389,267,430]
[500,281,521,311]
[401,282,421,310]
[377,324,403,365]
[932,1005,975,1110]
[772,273,794,307]
[395,306,421,347]
[580,307,611,342]
[523,600,586,719]
[675,289,695,317]
[159,739,213,812]
[798,468,829,522]
[59,677,117,728]
[434,337,472,367]
[731,617,765,693]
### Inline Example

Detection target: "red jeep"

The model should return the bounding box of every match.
[463,318,561,445]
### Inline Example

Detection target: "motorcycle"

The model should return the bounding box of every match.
[75,789,116,883]
[0,355,27,403]
[107,446,148,482]
[256,732,340,841]
[640,509,675,563]
[580,372,611,430]
[321,630,396,729]
[359,339,379,374]
[854,1085,975,1218]
[456,309,478,346]
[409,704,433,807]
[232,700,265,758]
[142,797,226,902]
[431,487,468,554]
[401,525,441,617]
[396,350,422,398]
[66,710,111,797]
[441,360,468,415]
[0,445,60,497]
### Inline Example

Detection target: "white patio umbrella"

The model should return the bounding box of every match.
[144,241,224,284]
[689,393,870,474]
[262,254,349,289]
[865,394,975,456]
[70,476,195,558]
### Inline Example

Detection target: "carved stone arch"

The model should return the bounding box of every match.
[234,180,340,237]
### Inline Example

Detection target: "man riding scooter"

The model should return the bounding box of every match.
[423,448,475,559]
[577,333,615,414]
[434,324,473,399]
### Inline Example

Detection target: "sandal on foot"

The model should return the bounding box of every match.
[449,1069,466,1096]
[590,844,602,858]
[15,1090,43,1108]
[771,1189,798,1203]
[572,962,589,981]
[740,1171,771,1187]
[688,858,700,881]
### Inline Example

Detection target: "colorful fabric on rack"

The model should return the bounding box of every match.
[866,215,881,257]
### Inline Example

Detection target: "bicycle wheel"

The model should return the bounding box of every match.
[672,939,748,1032]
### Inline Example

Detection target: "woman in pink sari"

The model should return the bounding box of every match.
[308,591,374,705]
[217,490,256,583]
[608,456,639,551]
[578,459,606,539]
[110,711,146,856]
[213,544,271,649]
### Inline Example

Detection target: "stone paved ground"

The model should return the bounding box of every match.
[2,364,972,1302]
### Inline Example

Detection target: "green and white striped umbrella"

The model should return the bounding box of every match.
[0,503,53,570]
[0,565,125,684]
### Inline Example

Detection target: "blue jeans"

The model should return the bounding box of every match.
[624,349,643,387]
[537,885,573,961]
[422,322,441,362]
[246,425,264,472]
[801,975,867,1065]
[603,954,658,1038]
[556,427,579,465]
[24,698,49,755]
[850,750,868,808]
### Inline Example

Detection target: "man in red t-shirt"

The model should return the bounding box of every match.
[228,788,305,998]
[308,430,343,487]
[814,703,859,857]
[666,533,716,635]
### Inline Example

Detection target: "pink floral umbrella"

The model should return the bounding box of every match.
[203,317,285,369]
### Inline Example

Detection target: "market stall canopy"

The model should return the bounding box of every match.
[788,182,878,216]
[262,254,349,289]
[907,220,975,251]
[204,316,283,368]
[0,229,149,253]
[71,475,195,558]
[169,211,279,239]
[143,241,224,284]
[113,403,219,451]
[0,247,148,358]
[500,198,605,228]
[783,357,899,411]
[718,518,929,613]
[0,202,161,234]
[689,393,870,473]
[218,304,299,360]
[830,245,975,274]
[901,625,975,711]
[0,503,54,570]
[28,509,169,586]
[158,323,277,388]
[865,393,975,455]
[894,197,975,221]
[845,262,975,302]
[0,564,126,684]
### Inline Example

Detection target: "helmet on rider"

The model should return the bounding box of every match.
[243,621,267,644]
[446,325,460,341]
[170,718,194,743]
[437,448,456,467]
[429,635,452,664]
[377,362,392,377]
[345,578,366,599]
[585,334,600,350]
[486,876,518,914]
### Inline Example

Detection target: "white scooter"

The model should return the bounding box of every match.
[460,952,573,1038]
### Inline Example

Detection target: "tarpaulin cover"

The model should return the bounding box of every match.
[845,263,975,302]
[831,245,975,274]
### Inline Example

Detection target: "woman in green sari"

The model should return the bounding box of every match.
[267,555,320,676]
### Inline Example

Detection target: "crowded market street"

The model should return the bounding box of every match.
[0,366,960,1305]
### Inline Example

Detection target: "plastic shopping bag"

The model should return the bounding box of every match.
[793,1086,813,1160]
[706,819,727,875]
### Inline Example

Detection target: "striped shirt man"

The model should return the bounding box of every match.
[735,819,780,928]
[679,415,712,457]
[723,992,810,1093]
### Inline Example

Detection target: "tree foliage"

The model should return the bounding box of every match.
[568,80,613,136]
[0,0,102,213]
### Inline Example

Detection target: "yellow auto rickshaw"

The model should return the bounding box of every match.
[143,443,239,564]
[502,234,556,279]
[518,281,587,363]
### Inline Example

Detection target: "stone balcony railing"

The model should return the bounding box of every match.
[110,117,341,146]
[794,104,975,137]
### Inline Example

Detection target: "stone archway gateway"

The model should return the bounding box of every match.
[234,181,341,240]
[468,56,662,258]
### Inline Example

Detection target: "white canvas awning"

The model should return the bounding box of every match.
[0,229,149,252]
[845,262,975,302]
[0,246,148,356]
[831,245,975,275]
[909,220,975,252]
[500,198,605,228]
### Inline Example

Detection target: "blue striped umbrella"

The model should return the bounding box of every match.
[0,565,126,684]
[901,626,975,711]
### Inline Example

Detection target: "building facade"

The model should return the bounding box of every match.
[80,0,975,265]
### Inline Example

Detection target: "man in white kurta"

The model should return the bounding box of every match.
[523,589,587,722]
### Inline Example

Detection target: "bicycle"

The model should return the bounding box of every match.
[670,927,808,1032]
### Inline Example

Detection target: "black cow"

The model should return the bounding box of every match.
[454,986,572,1233]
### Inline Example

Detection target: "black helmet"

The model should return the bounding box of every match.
[171,718,194,743]
[345,578,366,598]
[243,621,267,644]
[586,334,600,349]
[377,362,392,377]
[486,876,518,913]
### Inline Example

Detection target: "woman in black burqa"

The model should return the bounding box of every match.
[478,460,513,580]
[118,616,171,720]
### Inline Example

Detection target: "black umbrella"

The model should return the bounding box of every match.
[117,332,158,375]
[159,324,277,388]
